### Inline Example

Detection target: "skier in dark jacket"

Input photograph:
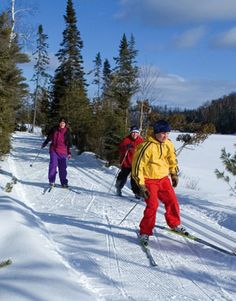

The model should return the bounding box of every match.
[115,125,144,197]
[42,117,72,188]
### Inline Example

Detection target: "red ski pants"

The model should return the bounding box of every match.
[140,176,181,235]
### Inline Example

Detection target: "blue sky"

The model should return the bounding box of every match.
[2,0,236,109]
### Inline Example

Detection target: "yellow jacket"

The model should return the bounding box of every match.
[132,135,179,186]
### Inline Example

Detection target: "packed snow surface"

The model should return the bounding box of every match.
[0,130,236,301]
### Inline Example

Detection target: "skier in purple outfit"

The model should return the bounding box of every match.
[42,117,72,188]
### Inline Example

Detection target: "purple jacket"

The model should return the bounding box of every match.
[42,126,72,156]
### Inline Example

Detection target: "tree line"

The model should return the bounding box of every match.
[183,94,236,134]
[0,0,235,164]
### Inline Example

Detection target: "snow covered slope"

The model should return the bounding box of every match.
[0,131,236,301]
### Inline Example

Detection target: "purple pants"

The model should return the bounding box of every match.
[48,151,68,185]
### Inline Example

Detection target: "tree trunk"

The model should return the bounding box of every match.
[9,0,16,46]
[32,79,39,133]
[139,101,144,131]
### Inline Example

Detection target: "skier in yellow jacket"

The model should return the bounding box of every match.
[132,120,186,246]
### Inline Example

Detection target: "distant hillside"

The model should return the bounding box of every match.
[185,93,236,134]
[148,93,236,134]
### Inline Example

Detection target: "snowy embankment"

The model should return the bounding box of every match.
[0,130,236,301]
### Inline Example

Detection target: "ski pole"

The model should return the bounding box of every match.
[108,168,120,193]
[29,150,40,167]
[118,199,142,226]
[108,148,129,193]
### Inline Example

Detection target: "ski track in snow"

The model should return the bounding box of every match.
[153,228,234,301]
[2,131,236,301]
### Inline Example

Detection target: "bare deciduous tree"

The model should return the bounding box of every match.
[8,0,37,48]
[135,65,161,130]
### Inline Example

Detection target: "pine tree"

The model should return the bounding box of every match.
[113,33,139,130]
[102,59,112,98]
[97,34,139,164]
[31,24,51,132]
[90,35,139,163]
[92,52,102,99]
[102,58,123,163]
[51,0,91,151]
[215,146,236,196]
[0,12,28,156]
[52,0,87,116]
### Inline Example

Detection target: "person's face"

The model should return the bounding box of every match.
[130,132,139,140]
[155,132,169,143]
[59,121,66,128]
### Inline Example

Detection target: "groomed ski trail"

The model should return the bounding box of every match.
[5,131,236,301]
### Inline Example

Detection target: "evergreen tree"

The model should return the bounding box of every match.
[31,24,51,132]
[52,0,87,116]
[0,12,28,156]
[96,34,139,164]
[101,58,113,110]
[90,35,139,163]
[112,33,139,130]
[215,146,236,196]
[102,59,112,100]
[102,59,111,89]
[92,52,102,99]
[51,0,91,151]
[38,87,52,132]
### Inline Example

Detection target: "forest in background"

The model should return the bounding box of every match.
[1,0,235,165]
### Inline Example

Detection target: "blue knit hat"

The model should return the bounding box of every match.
[130,125,140,134]
[153,120,171,134]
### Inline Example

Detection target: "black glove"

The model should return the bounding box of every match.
[139,185,150,199]
[171,174,179,188]
[127,144,133,150]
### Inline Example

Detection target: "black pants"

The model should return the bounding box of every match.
[115,167,140,195]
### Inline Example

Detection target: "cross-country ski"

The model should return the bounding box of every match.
[155,224,236,257]
[137,231,158,267]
